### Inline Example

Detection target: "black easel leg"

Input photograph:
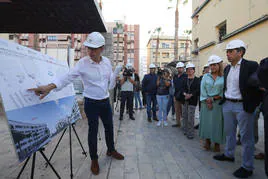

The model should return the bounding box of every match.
[39,149,61,179]
[30,152,36,179]
[45,128,67,167]
[17,156,31,179]
[72,123,87,157]
[69,124,73,179]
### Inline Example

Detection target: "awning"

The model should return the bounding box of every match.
[0,0,107,33]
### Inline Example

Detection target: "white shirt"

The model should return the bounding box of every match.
[225,59,242,100]
[53,56,119,100]
[120,74,134,91]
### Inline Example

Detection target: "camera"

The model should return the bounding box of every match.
[123,68,133,77]
[157,67,163,76]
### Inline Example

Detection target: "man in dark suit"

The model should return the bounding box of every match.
[213,39,261,178]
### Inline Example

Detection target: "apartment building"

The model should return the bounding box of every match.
[191,0,268,75]
[106,22,140,73]
[147,35,191,69]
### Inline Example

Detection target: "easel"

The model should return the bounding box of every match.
[45,122,87,179]
[17,147,61,179]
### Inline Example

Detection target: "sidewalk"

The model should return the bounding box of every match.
[0,106,266,179]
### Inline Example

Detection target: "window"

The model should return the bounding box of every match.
[151,43,156,48]
[162,52,170,58]
[161,43,170,49]
[217,21,226,42]
[153,52,160,58]
[47,36,57,41]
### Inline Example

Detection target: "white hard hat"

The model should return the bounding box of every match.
[186,62,195,69]
[126,63,133,69]
[176,62,184,68]
[149,64,156,69]
[208,55,223,65]
[203,64,209,68]
[83,32,105,48]
[226,39,246,50]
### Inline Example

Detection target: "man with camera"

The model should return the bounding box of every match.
[119,63,135,121]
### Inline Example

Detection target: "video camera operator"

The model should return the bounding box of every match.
[119,63,135,121]
[156,68,171,126]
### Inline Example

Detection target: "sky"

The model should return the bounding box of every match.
[101,0,193,56]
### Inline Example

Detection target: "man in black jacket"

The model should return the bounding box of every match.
[142,64,158,122]
[214,39,262,178]
[173,62,187,127]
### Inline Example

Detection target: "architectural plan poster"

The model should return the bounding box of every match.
[0,39,81,162]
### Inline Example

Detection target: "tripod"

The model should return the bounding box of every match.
[17,147,61,179]
[45,122,87,179]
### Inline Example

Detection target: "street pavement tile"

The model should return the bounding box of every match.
[1,108,267,178]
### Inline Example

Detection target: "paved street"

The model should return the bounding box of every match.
[0,105,266,179]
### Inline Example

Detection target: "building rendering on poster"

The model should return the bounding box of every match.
[0,39,81,162]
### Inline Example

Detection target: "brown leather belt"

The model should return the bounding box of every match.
[226,98,243,102]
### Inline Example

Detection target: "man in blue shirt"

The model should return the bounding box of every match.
[142,64,158,122]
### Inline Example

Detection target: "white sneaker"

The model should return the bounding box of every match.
[157,121,162,126]
[163,121,168,126]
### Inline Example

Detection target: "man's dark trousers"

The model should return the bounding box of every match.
[146,93,157,119]
[84,97,115,160]
[120,91,134,118]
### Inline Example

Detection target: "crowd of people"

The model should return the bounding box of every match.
[115,39,268,178]
[29,32,268,178]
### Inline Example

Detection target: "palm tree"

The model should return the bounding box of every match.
[154,27,161,65]
[168,0,188,61]
[184,29,192,61]
[148,27,162,66]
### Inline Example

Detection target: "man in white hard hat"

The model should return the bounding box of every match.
[173,62,187,127]
[119,63,135,121]
[213,39,262,178]
[142,64,159,122]
[203,64,210,74]
[28,32,124,175]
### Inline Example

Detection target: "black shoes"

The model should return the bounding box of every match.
[153,117,159,121]
[130,116,135,120]
[172,124,180,127]
[147,118,152,122]
[194,124,199,129]
[213,154,235,162]
[233,167,253,178]
[119,116,123,121]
